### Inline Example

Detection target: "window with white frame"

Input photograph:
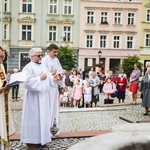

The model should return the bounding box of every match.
[147,9,150,22]
[113,36,120,48]
[127,36,134,49]
[127,13,135,25]
[3,24,7,39]
[114,12,121,24]
[49,26,57,41]
[146,34,150,47]
[22,0,32,13]
[87,11,94,24]
[64,0,72,15]
[101,12,108,24]
[22,25,32,40]
[63,26,71,41]
[49,0,57,14]
[100,35,107,48]
[86,35,93,48]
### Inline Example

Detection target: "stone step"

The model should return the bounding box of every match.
[10,130,111,141]
[11,102,141,111]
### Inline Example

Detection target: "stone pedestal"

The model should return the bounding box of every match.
[69,123,150,150]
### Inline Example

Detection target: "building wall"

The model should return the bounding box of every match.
[0,0,80,71]
[79,0,142,73]
[140,0,150,67]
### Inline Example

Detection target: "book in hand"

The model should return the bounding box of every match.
[8,71,27,86]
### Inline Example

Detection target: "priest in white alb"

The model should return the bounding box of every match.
[0,47,15,150]
[42,44,63,135]
[21,48,58,150]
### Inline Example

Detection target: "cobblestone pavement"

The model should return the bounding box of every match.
[6,88,150,150]
[8,138,87,150]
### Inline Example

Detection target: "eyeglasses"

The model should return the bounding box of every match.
[0,55,5,59]
[34,54,43,58]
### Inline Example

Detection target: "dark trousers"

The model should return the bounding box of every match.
[91,94,99,107]
[99,84,104,93]
[12,84,19,100]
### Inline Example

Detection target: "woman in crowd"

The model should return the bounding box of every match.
[88,67,94,78]
[129,63,141,104]
[140,67,150,115]
[68,69,77,87]
[116,70,127,103]
[99,71,106,93]
[103,77,117,104]
[68,70,77,106]
[89,72,100,107]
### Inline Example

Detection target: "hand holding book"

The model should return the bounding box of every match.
[8,71,27,86]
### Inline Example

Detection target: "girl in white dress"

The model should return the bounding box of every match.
[83,82,92,108]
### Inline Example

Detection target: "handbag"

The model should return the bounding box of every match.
[140,92,143,99]
[111,83,118,98]
[111,91,118,98]
[104,98,113,104]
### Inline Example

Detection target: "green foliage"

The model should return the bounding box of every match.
[121,55,143,78]
[58,46,77,71]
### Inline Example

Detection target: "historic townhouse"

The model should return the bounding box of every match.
[140,0,150,71]
[79,0,142,74]
[0,0,80,71]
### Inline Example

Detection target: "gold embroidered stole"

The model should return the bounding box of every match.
[0,66,9,146]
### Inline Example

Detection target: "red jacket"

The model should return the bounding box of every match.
[116,77,127,91]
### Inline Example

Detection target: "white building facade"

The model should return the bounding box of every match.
[0,0,80,71]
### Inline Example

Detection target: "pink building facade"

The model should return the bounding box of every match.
[79,0,142,74]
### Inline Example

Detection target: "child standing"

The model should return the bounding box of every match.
[59,87,65,106]
[59,87,69,107]
[71,79,82,108]
[83,82,92,108]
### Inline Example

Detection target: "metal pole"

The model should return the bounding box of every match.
[119,117,134,123]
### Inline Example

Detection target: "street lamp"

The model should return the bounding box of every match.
[98,50,102,58]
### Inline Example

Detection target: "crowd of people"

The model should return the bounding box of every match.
[58,67,129,108]
[1,43,150,149]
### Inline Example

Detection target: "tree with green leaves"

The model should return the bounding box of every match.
[121,55,143,78]
[58,46,77,71]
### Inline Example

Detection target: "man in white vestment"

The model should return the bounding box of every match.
[42,44,63,134]
[0,47,15,150]
[21,48,58,150]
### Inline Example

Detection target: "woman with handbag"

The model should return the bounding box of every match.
[116,70,127,103]
[129,63,141,104]
[103,77,117,104]
[139,67,150,115]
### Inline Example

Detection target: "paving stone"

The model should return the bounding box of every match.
[8,91,146,149]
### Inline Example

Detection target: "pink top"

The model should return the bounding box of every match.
[71,85,82,100]
[103,82,116,99]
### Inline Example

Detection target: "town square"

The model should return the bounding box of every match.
[1,0,150,150]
